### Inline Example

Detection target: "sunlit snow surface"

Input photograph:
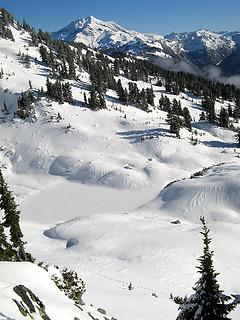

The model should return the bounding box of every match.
[0,26,240,320]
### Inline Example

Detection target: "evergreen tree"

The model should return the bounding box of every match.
[83,92,88,106]
[167,111,181,138]
[88,86,99,110]
[202,97,216,123]
[51,268,86,305]
[0,171,33,261]
[228,104,233,118]
[159,94,171,112]
[62,82,73,103]
[23,54,30,68]
[16,92,34,120]
[138,89,149,112]
[2,101,8,114]
[172,99,181,115]
[173,82,180,95]
[199,111,206,121]
[98,92,106,109]
[236,131,240,146]
[0,8,14,41]
[219,108,229,128]
[165,79,172,93]
[182,107,192,131]
[0,222,11,260]
[88,85,106,110]
[146,86,155,106]
[176,217,239,320]
[46,79,73,104]
[113,59,120,75]
[233,103,240,119]
[116,79,128,105]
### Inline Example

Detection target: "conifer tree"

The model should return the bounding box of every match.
[236,131,240,146]
[199,111,206,121]
[0,222,11,260]
[88,86,99,110]
[233,104,240,119]
[228,104,233,118]
[0,171,33,261]
[62,82,73,103]
[138,89,149,112]
[219,107,229,128]
[202,97,216,123]
[176,217,239,320]
[16,92,34,120]
[146,86,155,106]
[83,92,88,106]
[167,111,181,138]
[116,79,128,105]
[182,107,192,131]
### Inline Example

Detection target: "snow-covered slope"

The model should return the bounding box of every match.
[1,20,240,320]
[146,162,240,223]
[0,262,115,320]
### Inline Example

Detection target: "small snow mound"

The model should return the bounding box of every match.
[49,154,150,189]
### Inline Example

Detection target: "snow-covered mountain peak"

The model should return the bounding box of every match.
[74,15,123,31]
[52,16,175,60]
[52,15,133,47]
[52,17,240,70]
[165,29,235,52]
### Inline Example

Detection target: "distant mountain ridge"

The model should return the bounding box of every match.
[52,16,240,75]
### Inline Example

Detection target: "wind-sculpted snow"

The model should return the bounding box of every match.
[49,153,158,189]
[148,163,240,223]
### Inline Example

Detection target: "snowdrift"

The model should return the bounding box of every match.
[148,163,240,223]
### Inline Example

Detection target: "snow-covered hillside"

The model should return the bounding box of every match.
[0,262,115,320]
[0,15,240,320]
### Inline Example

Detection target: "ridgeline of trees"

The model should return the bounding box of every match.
[0,7,14,41]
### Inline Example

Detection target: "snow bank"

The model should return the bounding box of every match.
[148,163,240,223]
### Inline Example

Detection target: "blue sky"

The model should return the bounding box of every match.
[1,0,240,34]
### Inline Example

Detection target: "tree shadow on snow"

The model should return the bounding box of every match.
[202,140,237,148]
[117,127,171,143]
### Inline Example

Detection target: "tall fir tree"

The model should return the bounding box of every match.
[176,217,239,320]
[167,111,181,138]
[182,107,192,131]
[236,131,240,146]
[0,171,33,262]
[219,107,229,128]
